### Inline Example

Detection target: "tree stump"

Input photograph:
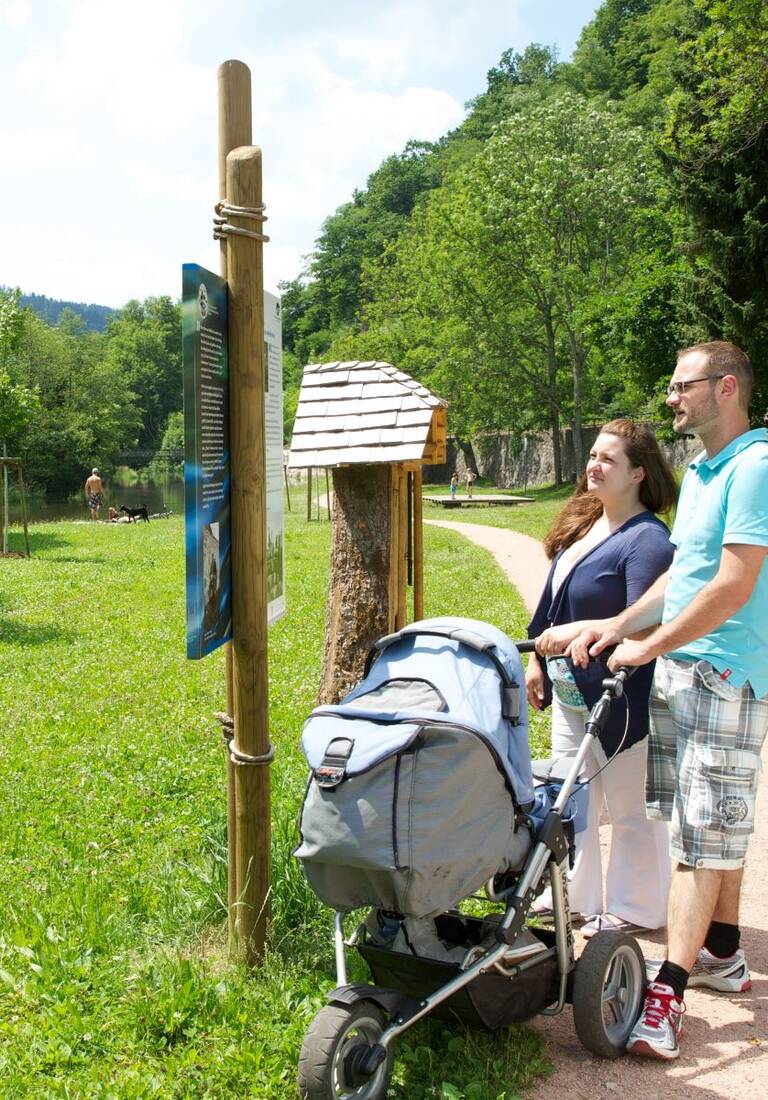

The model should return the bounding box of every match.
[318,466,392,704]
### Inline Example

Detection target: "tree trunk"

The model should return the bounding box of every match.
[318,466,392,704]
[457,438,478,477]
[544,319,563,486]
[571,353,585,477]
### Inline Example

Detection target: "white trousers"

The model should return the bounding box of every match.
[547,695,671,928]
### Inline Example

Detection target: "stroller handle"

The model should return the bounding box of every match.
[515,638,637,683]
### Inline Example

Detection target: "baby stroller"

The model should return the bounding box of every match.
[295,618,646,1099]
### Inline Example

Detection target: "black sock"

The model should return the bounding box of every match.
[704,920,740,958]
[655,961,689,1000]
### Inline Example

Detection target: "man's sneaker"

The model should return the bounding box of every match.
[645,948,751,993]
[626,982,685,1060]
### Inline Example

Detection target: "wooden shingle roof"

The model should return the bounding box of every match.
[288,360,447,468]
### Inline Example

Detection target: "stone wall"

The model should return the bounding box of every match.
[424,426,701,489]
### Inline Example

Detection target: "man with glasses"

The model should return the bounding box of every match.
[568,341,768,1060]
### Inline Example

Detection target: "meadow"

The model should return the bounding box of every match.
[0,507,552,1099]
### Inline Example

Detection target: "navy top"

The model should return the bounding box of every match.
[527,512,674,755]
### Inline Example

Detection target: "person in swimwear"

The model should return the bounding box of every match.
[84,468,104,520]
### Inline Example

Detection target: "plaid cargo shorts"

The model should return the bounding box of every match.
[647,655,768,869]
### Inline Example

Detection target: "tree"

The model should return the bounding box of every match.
[103,297,182,448]
[339,93,671,480]
[9,311,140,495]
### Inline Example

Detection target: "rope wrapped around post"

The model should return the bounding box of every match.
[214,712,275,766]
[213,200,270,242]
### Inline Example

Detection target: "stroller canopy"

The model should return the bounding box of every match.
[305,617,534,807]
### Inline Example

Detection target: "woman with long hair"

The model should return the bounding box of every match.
[527,419,678,935]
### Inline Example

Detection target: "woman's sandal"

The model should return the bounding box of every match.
[580,912,647,939]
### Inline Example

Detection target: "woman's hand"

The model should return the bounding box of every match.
[525,653,545,711]
[535,623,585,657]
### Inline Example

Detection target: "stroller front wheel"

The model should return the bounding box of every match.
[572,931,646,1058]
[298,1000,394,1100]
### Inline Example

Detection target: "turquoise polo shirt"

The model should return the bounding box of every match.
[663,429,768,697]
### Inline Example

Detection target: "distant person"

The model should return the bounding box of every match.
[465,470,476,498]
[528,419,677,937]
[84,468,104,521]
[450,472,459,499]
[108,506,119,523]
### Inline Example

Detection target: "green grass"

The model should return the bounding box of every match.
[422,482,574,542]
[0,513,551,1099]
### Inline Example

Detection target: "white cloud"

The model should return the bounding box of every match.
[0,0,591,306]
[0,1,31,29]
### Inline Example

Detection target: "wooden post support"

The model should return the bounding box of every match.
[413,467,424,619]
[225,144,271,964]
[325,469,331,520]
[16,461,30,558]
[306,467,312,521]
[284,463,292,512]
[218,59,252,948]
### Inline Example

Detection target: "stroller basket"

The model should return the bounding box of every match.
[358,915,559,1029]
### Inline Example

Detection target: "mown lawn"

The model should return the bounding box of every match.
[0,512,551,1099]
[422,482,574,541]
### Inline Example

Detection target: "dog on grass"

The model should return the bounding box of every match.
[119,504,150,523]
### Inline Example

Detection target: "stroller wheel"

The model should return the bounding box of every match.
[298,1000,394,1099]
[572,931,646,1058]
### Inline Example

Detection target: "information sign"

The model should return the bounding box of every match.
[264,291,286,624]
[182,263,231,658]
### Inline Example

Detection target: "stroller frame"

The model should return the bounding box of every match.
[298,641,647,1099]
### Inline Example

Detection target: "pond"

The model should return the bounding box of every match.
[6,479,185,526]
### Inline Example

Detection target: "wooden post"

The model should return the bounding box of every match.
[226,144,271,964]
[306,467,312,521]
[413,466,424,619]
[218,60,252,946]
[16,461,30,557]
[325,469,331,520]
[284,462,291,512]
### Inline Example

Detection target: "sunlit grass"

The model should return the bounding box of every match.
[0,512,551,1098]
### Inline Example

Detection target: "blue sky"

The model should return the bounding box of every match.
[0,0,600,308]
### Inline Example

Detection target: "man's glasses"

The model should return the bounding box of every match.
[666,374,725,397]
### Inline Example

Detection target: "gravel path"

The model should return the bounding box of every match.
[426,519,768,1098]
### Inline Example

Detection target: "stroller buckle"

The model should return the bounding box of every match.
[315,736,355,789]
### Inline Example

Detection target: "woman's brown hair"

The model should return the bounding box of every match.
[543,419,678,560]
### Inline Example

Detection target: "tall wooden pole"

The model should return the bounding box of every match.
[226,144,271,964]
[218,61,252,945]
[413,466,424,619]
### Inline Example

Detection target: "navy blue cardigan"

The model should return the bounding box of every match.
[527,512,674,755]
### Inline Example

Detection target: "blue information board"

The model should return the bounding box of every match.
[182,263,231,659]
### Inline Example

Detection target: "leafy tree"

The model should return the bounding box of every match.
[103,297,182,448]
[0,288,39,445]
[341,93,671,479]
[9,311,140,494]
[659,0,768,411]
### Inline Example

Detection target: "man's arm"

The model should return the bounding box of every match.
[607,544,768,670]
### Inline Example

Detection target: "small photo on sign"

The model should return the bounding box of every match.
[203,521,221,634]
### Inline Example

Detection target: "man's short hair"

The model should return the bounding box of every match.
[678,340,753,410]
[92,467,99,475]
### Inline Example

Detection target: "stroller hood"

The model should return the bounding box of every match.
[303,616,534,808]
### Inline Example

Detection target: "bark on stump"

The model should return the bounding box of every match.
[318,466,392,704]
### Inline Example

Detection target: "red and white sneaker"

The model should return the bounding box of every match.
[626,982,686,1060]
